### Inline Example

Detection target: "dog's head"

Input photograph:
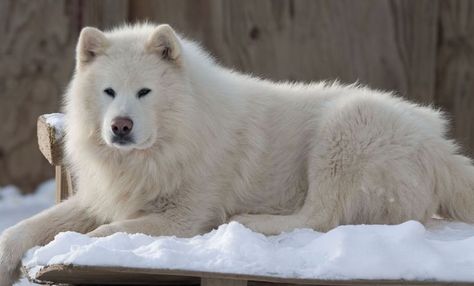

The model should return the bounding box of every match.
[72,24,185,151]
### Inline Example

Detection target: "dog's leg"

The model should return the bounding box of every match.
[0,197,97,286]
[230,187,339,235]
[231,115,355,236]
[87,211,201,238]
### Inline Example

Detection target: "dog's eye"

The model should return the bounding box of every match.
[137,88,151,98]
[104,88,116,98]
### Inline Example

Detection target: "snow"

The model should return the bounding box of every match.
[3,181,474,283]
[0,180,55,232]
[0,180,56,286]
[43,113,65,139]
[23,220,474,283]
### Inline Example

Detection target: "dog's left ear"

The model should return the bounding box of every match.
[146,24,181,61]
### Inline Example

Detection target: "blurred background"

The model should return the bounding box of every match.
[0,0,473,193]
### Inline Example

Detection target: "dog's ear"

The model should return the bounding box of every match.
[146,24,181,61]
[76,27,108,66]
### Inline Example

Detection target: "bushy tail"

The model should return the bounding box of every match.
[435,150,474,223]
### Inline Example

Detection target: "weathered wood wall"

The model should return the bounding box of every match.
[0,0,76,192]
[1,0,473,192]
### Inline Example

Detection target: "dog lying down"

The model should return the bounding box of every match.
[1,23,474,286]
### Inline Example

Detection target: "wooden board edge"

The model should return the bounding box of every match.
[31,264,474,286]
[37,115,64,166]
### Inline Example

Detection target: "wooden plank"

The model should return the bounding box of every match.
[31,264,198,285]
[388,0,439,104]
[31,264,474,286]
[128,0,216,44]
[55,165,73,203]
[80,0,129,30]
[37,113,73,201]
[435,0,474,157]
[37,115,63,166]
[202,277,247,286]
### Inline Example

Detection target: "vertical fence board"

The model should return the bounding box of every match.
[80,0,129,30]
[129,0,216,42]
[435,0,474,157]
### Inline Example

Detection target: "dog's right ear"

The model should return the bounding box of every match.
[76,27,108,67]
[146,24,181,61]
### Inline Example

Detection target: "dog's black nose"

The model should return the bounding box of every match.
[111,117,133,136]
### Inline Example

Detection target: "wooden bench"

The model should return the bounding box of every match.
[31,114,474,286]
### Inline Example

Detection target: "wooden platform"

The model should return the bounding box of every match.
[26,264,474,286]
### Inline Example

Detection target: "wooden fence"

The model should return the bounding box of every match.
[0,0,473,192]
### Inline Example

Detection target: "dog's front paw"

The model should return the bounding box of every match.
[0,266,17,286]
[0,235,22,286]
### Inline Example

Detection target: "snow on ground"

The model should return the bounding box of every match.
[23,220,474,282]
[0,180,55,231]
[3,181,474,283]
[0,180,56,286]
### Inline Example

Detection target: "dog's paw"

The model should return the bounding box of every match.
[0,237,21,286]
[0,267,16,286]
[0,273,12,286]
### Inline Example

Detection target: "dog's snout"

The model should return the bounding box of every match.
[111,117,133,136]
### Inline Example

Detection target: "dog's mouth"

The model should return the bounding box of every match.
[108,134,155,151]
[111,135,135,147]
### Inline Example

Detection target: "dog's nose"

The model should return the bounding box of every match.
[111,117,133,136]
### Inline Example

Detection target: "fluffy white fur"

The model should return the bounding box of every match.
[1,23,474,285]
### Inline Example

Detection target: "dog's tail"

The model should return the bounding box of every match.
[435,146,474,223]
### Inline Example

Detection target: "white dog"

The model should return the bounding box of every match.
[1,23,473,285]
